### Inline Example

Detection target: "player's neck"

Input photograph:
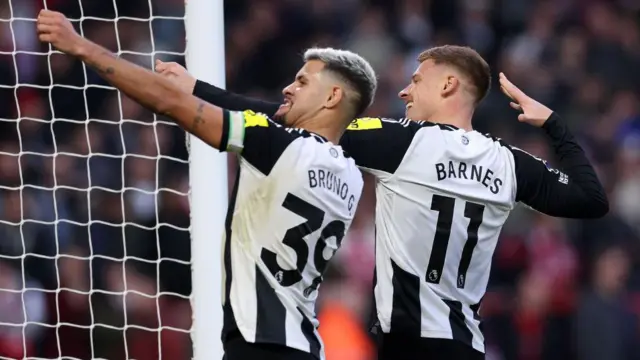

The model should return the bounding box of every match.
[429,104,474,132]
[292,113,343,144]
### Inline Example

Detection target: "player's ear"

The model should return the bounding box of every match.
[441,75,459,98]
[324,85,343,109]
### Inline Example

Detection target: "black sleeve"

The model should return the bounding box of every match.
[193,80,281,116]
[510,113,609,218]
[221,109,297,175]
[340,117,428,174]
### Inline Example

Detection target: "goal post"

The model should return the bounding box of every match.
[185,0,227,359]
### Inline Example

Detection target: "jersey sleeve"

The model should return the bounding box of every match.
[339,117,428,175]
[221,109,297,175]
[193,80,281,116]
[509,113,609,218]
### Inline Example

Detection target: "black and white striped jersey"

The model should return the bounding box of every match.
[219,110,363,359]
[343,117,515,352]
[340,115,607,353]
[192,80,608,355]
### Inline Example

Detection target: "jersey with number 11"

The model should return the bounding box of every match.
[341,117,519,353]
[219,110,363,359]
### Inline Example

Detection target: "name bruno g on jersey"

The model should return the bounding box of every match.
[222,109,364,359]
[241,110,357,213]
[308,169,357,213]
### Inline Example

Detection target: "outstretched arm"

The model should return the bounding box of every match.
[155,60,281,116]
[154,62,428,178]
[38,10,224,149]
[193,80,281,116]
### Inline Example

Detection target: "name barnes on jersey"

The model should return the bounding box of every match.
[436,160,503,194]
[308,168,356,213]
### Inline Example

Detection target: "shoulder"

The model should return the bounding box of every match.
[346,117,385,130]
[238,110,318,149]
[471,132,530,167]
[476,132,544,162]
[341,117,443,175]
[474,132,554,177]
[242,110,327,141]
[234,110,320,175]
[239,109,287,132]
[472,131,515,150]
[346,117,439,131]
[283,127,331,144]
[240,109,272,127]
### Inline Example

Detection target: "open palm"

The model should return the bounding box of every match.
[499,72,553,128]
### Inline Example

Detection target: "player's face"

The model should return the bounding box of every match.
[398,60,446,121]
[277,60,328,126]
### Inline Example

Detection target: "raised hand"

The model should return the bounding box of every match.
[155,60,197,94]
[37,10,86,56]
[499,72,553,128]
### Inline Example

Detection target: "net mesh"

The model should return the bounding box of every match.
[0,0,193,358]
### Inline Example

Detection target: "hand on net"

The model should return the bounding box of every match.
[37,10,86,57]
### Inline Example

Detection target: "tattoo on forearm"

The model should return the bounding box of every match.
[192,102,205,132]
[96,65,115,75]
[90,51,116,75]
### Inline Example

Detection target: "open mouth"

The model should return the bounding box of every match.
[406,101,413,109]
[279,98,292,111]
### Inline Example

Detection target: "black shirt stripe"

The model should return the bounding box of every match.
[443,299,473,348]
[255,264,287,345]
[389,259,421,335]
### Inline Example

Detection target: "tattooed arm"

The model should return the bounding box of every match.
[80,47,222,147]
[37,10,224,149]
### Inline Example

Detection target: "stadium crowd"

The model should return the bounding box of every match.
[0,0,639,359]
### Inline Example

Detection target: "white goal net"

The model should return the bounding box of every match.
[0,0,201,358]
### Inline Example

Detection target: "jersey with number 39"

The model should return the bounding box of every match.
[219,110,363,359]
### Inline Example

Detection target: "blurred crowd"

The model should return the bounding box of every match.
[0,0,639,359]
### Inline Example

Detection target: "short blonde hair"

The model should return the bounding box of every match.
[304,47,377,117]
